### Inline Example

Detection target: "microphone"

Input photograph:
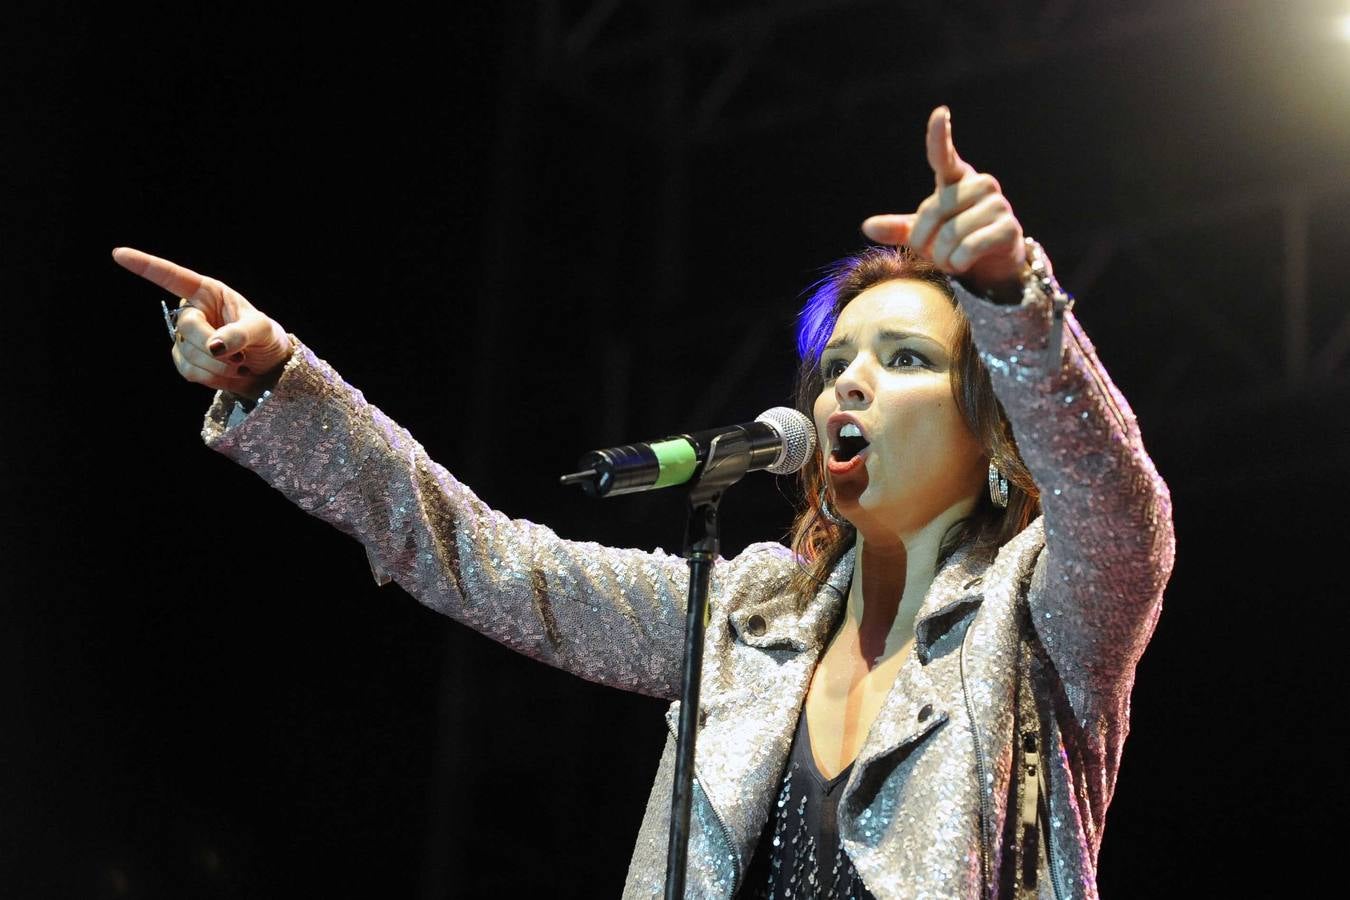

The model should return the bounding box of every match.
[560,407,817,498]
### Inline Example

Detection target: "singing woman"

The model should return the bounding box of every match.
[115,106,1174,899]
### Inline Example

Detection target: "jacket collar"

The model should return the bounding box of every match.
[727,544,854,652]
[912,537,995,663]
[727,536,994,660]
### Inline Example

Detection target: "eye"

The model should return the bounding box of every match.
[821,357,849,381]
[889,348,931,369]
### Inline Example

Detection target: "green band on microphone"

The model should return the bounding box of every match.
[651,439,698,488]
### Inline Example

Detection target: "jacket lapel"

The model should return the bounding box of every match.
[664,547,854,887]
[844,540,992,797]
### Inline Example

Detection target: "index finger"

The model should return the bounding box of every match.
[925,106,973,188]
[112,247,211,305]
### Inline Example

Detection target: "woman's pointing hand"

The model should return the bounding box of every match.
[861,106,1027,300]
[113,247,292,400]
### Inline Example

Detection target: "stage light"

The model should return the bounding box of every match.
[1339,13,1350,42]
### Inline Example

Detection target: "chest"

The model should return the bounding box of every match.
[802,627,915,781]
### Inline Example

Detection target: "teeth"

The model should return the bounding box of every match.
[839,423,862,438]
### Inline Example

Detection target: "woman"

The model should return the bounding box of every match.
[114,107,1174,898]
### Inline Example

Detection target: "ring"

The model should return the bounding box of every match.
[161,299,192,343]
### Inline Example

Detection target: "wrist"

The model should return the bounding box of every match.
[235,336,294,400]
[251,364,285,398]
[1020,237,1075,373]
[981,276,1026,305]
[235,388,272,414]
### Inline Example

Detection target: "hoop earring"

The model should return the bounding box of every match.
[818,483,852,528]
[987,459,1009,509]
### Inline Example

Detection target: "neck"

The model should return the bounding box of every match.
[843,501,973,667]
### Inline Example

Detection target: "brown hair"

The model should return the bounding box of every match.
[787,246,1040,601]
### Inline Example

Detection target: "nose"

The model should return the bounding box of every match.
[833,355,872,407]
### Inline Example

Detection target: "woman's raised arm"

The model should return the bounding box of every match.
[114,248,787,700]
[860,109,1176,849]
[861,109,1176,707]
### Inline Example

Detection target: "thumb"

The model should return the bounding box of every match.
[861,214,916,246]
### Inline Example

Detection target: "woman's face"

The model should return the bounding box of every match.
[812,279,987,539]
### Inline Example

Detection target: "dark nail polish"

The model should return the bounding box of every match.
[208,340,226,357]
[230,352,245,363]
[238,365,252,376]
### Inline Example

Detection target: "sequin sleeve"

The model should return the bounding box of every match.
[200,337,784,700]
[952,276,1176,706]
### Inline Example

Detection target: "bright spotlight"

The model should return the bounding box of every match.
[1339,13,1350,42]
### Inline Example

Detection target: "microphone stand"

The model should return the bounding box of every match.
[665,431,754,900]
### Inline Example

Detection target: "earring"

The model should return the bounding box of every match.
[818,483,852,528]
[987,459,1009,509]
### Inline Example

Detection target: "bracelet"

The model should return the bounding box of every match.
[1022,236,1074,373]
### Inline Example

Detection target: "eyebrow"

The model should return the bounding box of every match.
[822,329,946,353]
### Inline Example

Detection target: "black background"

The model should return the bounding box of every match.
[5,1,1349,896]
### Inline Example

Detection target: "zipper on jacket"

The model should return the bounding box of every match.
[665,714,741,895]
[1021,640,1069,900]
[959,622,994,898]
[1038,760,1068,900]
[1068,324,1129,436]
[1019,728,1042,895]
[1021,727,1070,900]
[706,785,740,896]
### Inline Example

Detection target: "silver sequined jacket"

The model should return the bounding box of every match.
[201,278,1175,899]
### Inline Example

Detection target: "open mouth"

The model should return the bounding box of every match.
[833,434,869,462]
[831,423,870,462]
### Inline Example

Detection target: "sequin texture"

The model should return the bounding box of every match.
[202,270,1175,899]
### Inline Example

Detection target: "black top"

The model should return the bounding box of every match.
[738,701,875,899]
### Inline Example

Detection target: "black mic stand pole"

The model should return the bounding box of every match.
[665,433,753,900]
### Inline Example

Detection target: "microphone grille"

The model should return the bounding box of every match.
[755,407,817,475]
